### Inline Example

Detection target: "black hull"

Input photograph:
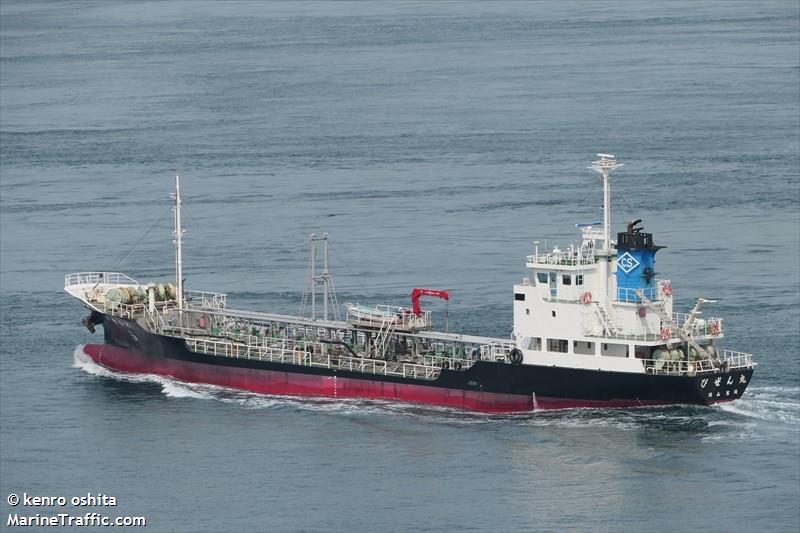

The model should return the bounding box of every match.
[86,312,754,412]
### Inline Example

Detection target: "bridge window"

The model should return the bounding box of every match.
[515,293,525,301]
[601,343,629,358]
[537,272,548,284]
[562,274,572,285]
[547,338,569,353]
[634,345,652,359]
[522,337,541,351]
[576,275,584,285]
[573,341,595,355]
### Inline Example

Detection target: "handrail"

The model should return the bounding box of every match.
[592,300,615,335]
[374,315,396,358]
[526,250,596,267]
[345,303,432,330]
[672,313,723,337]
[185,290,227,310]
[180,333,444,381]
[617,286,658,303]
[84,297,177,322]
[479,342,515,362]
[720,349,754,368]
[65,272,139,288]
[584,329,663,342]
[641,350,753,375]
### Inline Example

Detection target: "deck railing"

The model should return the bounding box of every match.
[616,286,658,303]
[526,249,596,267]
[345,304,432,330]
[672,313,723,337]
[582,316,723,342]
[185,290,227,310]
[180,333,443,381]
[720,349,754,369]
[585,329,663,342]
[65,272,139,288]
[479,342,515,362]
[641,349,753,375]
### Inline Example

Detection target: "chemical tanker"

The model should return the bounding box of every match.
[65,155,755,412]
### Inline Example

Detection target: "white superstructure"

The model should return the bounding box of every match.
[512,155,733,374]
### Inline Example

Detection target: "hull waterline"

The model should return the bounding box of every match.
[82,344,535,413]
[82,331,749,414]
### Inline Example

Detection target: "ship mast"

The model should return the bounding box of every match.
[302,232,339,321]
[590,154,622,252]
[172,173,185,311]
[589,154,622,309]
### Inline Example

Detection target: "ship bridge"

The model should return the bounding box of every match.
[510,155,742,375]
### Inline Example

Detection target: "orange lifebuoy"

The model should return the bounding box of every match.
[710,320,720,335]
[660,327,671,341]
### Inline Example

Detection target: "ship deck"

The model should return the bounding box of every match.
[192,305,507,347]
[66,273,754,382]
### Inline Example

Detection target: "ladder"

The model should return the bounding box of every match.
[374,316,396,358]
[592,301,616,335]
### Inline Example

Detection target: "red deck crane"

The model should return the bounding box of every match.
[410,288,449,316]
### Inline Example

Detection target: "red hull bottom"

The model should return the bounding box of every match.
[83,344,533,413]
[81,344,708,413]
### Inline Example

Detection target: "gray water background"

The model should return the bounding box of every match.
[1,1,798,531]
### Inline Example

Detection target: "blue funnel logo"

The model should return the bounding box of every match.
[617,252,640,274]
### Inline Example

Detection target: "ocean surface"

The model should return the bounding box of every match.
[1,2,798,531]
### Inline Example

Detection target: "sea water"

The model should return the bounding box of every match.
[1,2,798,531]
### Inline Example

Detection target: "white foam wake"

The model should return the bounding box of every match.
[717,385,800,424]
[71,345,495,421]
[73,344,220,399]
